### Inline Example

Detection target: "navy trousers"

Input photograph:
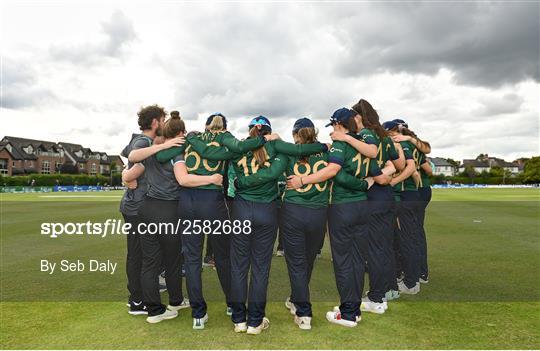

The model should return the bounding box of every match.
[138,196,184,316]
[397,190,423,288]
[366,184,396,301]
[328,200,370,322]
[230,196,278,327]
[178,188,231,318]
[418,186,432,279]
[280,202,327,317]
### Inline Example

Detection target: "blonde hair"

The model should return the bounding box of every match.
[207,115,225,132]
[249,127,269,168]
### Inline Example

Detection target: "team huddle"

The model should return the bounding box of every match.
[118,98,433,334]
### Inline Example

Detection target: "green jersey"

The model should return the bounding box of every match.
[155,131,266,163]
[183,135,224,190]
[226,162,237,198]
[394,140,420,192]
[282,153,329,208]
[238,150,368,209]
[233,140,328,203]
[328,136,382,204]
[358,128,399,168]
[418,152,431,188]
[155,131,266,190]
[232,141,286,203]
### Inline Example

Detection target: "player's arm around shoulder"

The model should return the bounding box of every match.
[173,156,222,187]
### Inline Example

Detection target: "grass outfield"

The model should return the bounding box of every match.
[1,188,539,349]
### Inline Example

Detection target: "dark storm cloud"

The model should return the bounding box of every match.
[49,10,136,64]
[335,2,539,87]
[154,2,539,123]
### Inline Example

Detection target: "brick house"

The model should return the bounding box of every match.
[0,136,121,176]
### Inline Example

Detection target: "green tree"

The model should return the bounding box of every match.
[522,156,540,183]
[460,165,478,183]
[476,153,488,161]
[489,166,504,177]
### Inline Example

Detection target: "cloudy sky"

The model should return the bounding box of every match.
[1,1,539,161]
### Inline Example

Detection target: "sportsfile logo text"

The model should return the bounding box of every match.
[40,219,252,238]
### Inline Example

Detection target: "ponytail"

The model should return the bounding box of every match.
[162,112,186,138]
[249,127,269,168]
[207,115,225,132]
[294,127,318,163]
[352,99,387,141]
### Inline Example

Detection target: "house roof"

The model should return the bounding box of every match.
[431,157,453,167]
[1,136,111,165]
[108,155,125,167]
[487,157,516,168]
[0,136,51,160]
[461,159,488,168]
[461,158,519,169]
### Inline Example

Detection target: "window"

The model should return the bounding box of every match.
[79,164,85,170]
[12,161,16,167]
[42,160,50,174]
[0,159,8,175]
[24,145,34,154]
[55,162,62,172]
[90,163,97,175]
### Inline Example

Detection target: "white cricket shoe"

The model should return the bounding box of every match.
[234,322,247,333]
[420,276,429,284]
[326,311,358,327]
[285,297,297,315]
[332,306,361,322]
[360,298,385,314]
[167,297,190,311]
[193,313,208,330]
[246,317,270,335]
[398,281,420,295]
[146,309,178,324]
[294,316,312,330]
[381,298,389,311]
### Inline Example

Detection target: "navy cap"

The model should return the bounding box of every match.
[292,117,315,133]
[392,118,408,128]
[206,113,227,129]
[382,120,400,131]
[248,115,271,128]
[325,108,356,127]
